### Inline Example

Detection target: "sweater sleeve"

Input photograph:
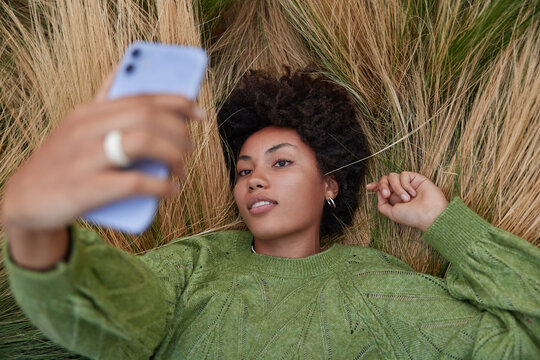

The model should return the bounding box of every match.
[1,225,187,359]
[421,197,540,358]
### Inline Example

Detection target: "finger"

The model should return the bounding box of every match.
[113,93,205,120]
[365,182,378,191]
[82,93,205,125]
[379,176,391,198]
[93,66,119,104]
[388,172,410,202]
[76,171,177,213]
[400,171,416,197]
[388,192,402,206]
[113,130,188,176]
[70,106,194,152]
[73,129,189,177]
[376,189,393,220]
[90,67,206,121]
[408,172,429,190]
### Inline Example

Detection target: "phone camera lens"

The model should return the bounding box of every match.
[132,49,141,58]
[126,64,135,74]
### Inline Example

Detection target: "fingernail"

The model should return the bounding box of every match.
[382,189,389,196]
[409,190,416,196]
[401,194,410,201]
[194,106,206,119]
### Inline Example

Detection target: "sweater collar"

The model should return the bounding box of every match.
[234,232,347,277]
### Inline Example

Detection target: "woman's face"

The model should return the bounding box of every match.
[234,126,336,241]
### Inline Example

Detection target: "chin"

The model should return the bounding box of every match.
[247,226,284,241]
[245,220,292,241]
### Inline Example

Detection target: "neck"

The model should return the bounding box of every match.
[253,230,321,258]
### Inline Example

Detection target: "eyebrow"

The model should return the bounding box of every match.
[238,143,296,161]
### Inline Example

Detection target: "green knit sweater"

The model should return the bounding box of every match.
[3,198,540,359]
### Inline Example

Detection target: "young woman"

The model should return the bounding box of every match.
[2,68,538,359]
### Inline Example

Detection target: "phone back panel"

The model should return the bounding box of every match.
[82,42,207,234]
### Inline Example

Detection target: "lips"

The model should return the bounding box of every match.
[247,196,278,210]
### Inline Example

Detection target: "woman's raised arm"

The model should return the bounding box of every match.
[1,69,203,270]
[366,171,540,357]
[1,70,205,357]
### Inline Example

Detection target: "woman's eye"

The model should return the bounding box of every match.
[274,160,291,167]
[238,169,252,176]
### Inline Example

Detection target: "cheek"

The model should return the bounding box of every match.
[277,172,326,209]
[233,180,251,220]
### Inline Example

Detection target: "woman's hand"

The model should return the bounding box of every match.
[365,172,449,232]
[1,69,205,233]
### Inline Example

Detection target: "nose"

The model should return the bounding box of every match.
[247,169,268,191]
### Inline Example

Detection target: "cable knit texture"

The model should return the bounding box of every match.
[3,197,539,359]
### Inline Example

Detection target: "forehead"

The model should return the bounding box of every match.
[239,127,308,155]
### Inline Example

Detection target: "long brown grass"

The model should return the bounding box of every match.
[207,0,317,105]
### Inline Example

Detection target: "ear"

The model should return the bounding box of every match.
[323,175,339,200]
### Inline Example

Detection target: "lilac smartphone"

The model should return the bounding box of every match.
[81,41,207,234]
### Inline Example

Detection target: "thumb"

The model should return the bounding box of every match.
[93,66,119,104]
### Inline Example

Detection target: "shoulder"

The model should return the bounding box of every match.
[139,230,252,270]
[166,229,251,254]
[335,243,415,273]
[335,244,450,296]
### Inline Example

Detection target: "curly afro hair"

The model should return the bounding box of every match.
[218,66,370,240]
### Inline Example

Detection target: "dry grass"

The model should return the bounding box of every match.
[452,26,540,241]
[207,0,317,105]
